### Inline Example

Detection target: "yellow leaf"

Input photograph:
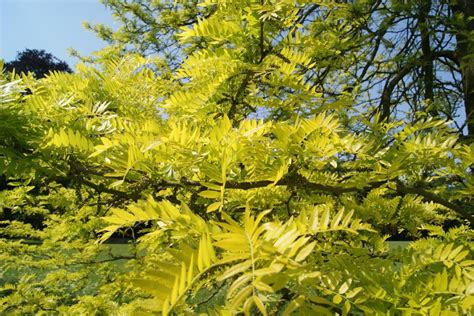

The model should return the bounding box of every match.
[439,268,448,291]
[199,190,222,199]
[282,296,304,316]
[342,301,351,316]
[202,182,222,191]
[271,160,289,186]
[102,216,127,225]
[214,238,249,252]
[170,276,179,304]
[454,250,469,262]
[128,205,150,220]
[199,235,212,268]
[333,294,343,304]
[331,208,344,228]
[321,209,330,230]
[295,241,316,262]
[110,179,124,188]
[113,209,136,222]
[310,208,319,232]
[228,274,252,298]
[254,281,274,293]
[96,228,118,244]
[447,245,464,260]
[287,236,309,258]
[162,298,170,316]
[201,162,223,182]
[253,295,268,316]
[339,281,350,294]
[229,285,253,311]
[207,201,221,212]
[218,260,252,281]
[187,254,194,284]
[254,263,284,276]
[341,210,354,227]
[274,228,299,252]
[179,262,187,295]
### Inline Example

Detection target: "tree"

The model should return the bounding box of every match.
[1,1,473,315]
[450,0,474,137]
[4,49,72,79]
[89,0,474,138]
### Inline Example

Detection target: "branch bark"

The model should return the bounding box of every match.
[450,0,474,138]
[419,0,436,115]
[379,49,459,122]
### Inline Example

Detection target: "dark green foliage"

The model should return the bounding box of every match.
[5,49,72,79]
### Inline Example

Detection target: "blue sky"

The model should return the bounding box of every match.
[0,0,117,68]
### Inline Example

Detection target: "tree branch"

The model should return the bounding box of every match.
[395,183,474,225]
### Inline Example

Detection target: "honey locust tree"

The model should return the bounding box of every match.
[1,0,473,315]
[88,0,474,136]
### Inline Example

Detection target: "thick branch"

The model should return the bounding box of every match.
[419,0,436,115]
[378,47,461,122]
[75,172,473,224]
[396,183,474,225]
[81,178,130,198]
[450,0,474,138]
[379,59,419,121]
[224,175,472,223]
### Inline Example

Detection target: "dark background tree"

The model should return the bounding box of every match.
[4,49,72,79]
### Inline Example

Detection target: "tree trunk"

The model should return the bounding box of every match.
[419,0,436,116]
[451,0,474,138]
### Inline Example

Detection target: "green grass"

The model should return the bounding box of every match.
[387,241,410,251]
[98,243,133,260]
